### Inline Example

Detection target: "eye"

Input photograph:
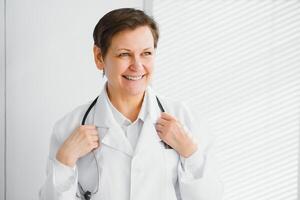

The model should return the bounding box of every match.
[143,51,152,56]
[118,52,130,57]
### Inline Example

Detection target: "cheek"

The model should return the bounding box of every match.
[146,67,153,75]
[105,60,128,75]
[145,59,154,73]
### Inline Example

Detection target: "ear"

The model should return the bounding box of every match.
[93,45,105,70]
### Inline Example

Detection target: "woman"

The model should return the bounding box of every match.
[39,8,223,200]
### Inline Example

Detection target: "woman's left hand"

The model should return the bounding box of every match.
[155,112,198,158]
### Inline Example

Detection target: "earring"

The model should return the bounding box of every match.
[102,69,105,78]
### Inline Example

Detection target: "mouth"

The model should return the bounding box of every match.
[122,74,145,81]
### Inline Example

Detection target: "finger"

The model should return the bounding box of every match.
[90,141,99,149]
[86,130,99,136]
[157,130,168,141]
[155,123,164,132]
[88,138,99,146]
[156,117,168,125]
[160,112,176,121]
[89,135,99,142]
[78,126,96,133]
[157,130,164,139]
[81,125,97,130]
[94,140,100,146]
[78,129,98,139]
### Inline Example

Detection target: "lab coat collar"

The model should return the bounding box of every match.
[106,87,148,126]
[146,86,163,124]
[133,86,164,156]
[92,84,116,128]
[91,84,132,156]
[93,83,161,128]
[92,83,163,157]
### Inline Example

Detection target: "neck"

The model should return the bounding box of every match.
[106,84,145,122]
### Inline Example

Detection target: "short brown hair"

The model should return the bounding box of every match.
[93,8,159,58]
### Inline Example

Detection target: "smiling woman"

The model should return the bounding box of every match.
[39,8,223,200]
[94,26,155,120]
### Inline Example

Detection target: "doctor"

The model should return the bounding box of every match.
[39,8,223,200]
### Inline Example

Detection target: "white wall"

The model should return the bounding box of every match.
[5,1,143,199]
[0,0,6,199]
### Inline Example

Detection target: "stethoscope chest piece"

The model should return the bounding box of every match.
[84,191,91,200]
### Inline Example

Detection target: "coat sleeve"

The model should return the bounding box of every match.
[39,122,79,200]
[177,103,223,200]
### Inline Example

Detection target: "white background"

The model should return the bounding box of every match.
[152,0,299,199]
[1,1,143,200]
[1,0,299,200]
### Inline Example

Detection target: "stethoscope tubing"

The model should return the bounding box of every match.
[77,95,169,200]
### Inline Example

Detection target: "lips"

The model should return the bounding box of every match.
[122,74,145,81]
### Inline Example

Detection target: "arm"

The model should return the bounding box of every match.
[178,103,223,200]
[156,103,223,200]
[39,121,99,200]
[39,124,79,200]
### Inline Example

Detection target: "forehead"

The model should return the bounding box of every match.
[110,26,154,51]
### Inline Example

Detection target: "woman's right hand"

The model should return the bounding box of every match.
[56,125,100,167]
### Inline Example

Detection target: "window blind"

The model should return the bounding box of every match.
[151,0,300,199]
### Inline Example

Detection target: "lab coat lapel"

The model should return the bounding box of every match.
[92,87,133,157]
[130,88,167,200]
[134,87,163,156]
[101,126,133,157]
[134,115,161,156]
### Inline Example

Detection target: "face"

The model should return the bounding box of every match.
[94,26,155,98]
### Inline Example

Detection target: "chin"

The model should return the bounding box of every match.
[124,85,147,97]
[119,76,150,97]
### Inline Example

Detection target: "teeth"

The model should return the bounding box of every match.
[124,75,143,81]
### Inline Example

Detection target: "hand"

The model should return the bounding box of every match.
[56,125,99,167]
[155,112,198,158]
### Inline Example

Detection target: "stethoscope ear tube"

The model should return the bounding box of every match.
[81,96,99,125]
[78,96,99,200]
[156,97,172,149]
[156,96,165,112]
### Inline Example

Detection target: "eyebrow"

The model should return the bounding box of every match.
[116,48,131,51]
[116,47,153,51]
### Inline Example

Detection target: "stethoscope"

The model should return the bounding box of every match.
[76,95,170,200]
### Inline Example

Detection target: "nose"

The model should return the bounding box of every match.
[130,55,143,71]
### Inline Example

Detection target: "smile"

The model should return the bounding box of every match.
[122,75,145,81]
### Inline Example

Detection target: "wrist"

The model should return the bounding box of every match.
[56,149,77,167]
[180,143,198,158]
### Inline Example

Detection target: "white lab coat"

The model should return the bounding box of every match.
[39,86,223,200]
